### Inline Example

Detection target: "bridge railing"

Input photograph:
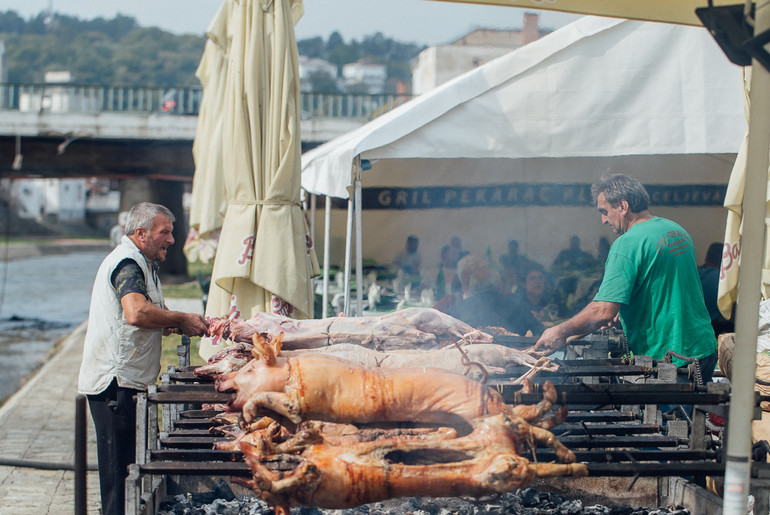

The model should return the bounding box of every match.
[0,82,411,120]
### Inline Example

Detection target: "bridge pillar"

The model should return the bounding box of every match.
[118,178,188,277]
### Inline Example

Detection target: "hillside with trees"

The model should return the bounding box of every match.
[0,10,424,92]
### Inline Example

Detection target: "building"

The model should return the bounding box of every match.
[412,12,548,95]
[342,61,387,94]
[298,56,338,92]
[8,178,87,222]
[19,70,99,113]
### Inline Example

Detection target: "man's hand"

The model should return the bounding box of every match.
[600,313,621,331]
[535,325,567,353]
[535,300,621,353]
[175,313,209,337]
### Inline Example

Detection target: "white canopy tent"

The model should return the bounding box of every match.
[301,15,746,316]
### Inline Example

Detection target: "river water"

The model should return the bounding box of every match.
[0,250,107,402]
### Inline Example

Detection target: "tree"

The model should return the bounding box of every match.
[0,11,25,34]
[297,36,324,58]
[327,44,359,72]
[326,31,345,53]
[0,11,420,92]
[306,71,338,93]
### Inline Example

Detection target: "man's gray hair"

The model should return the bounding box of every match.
[124,202,175,235]
[469,269,500,295]
[591,173,650,213]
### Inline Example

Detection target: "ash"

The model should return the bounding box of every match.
[158,483,689,515]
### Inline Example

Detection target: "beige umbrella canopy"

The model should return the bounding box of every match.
[430,0,735,25]
[199,0,318,358]
[184,1,231,264]
[718,67,770,316]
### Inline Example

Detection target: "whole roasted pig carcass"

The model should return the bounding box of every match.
[216,333,564,431]
[197,340,556,382]
[282,342,557,382]
[234,412,587,512]
[207,307,494,350]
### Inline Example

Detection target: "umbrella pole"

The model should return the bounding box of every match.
[723,4,770,512]
[322,195,331,318]
[354,159,364,316]
[310,193,317,248]
[343,189,354,316]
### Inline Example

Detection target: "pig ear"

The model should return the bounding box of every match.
[251,333,277,366]
[271,332,284,357]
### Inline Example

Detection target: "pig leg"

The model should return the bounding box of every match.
[534,462,588,478]
[502,416,576,464]
[509,380,561,425]
[242,392,302,424]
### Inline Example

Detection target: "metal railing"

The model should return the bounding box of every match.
[0,82,411,120]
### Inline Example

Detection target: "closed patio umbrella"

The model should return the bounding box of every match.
[199,0,318,359]
[184,1,230,264]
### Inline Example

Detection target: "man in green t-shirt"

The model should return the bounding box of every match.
[535,174,718,382]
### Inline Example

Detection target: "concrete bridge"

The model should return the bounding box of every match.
[0,82,407,180]
[0,82,408,274]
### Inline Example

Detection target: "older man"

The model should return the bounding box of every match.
[78,202,208,515]
[535,174,717,382]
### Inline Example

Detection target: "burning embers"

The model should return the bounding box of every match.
[197,332,586,513]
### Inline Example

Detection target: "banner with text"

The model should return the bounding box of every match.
[360,183,726,210]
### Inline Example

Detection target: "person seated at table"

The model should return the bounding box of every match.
[394,235,421,275]
[512,261,557,322]
[552,235,596,271]
[432,248,466,313]
[393,235,422,288]
[499,239,532,293]
[447,256,544,336]
[699,242,734,336]
[445,235,469,269]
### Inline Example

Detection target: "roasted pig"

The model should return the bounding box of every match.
[207,307,494,350]
[234,412,586,512]
[216,334,565,431]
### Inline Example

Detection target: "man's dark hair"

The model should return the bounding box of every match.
[591,174,650,213]
[705,242,723,267]
[519,261,546,284]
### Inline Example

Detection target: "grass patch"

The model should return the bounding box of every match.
[162,260,214,299]
[162,280,204,299]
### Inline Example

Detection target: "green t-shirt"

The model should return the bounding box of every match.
[594,217,716,365]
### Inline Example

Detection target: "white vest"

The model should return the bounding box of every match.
[78,235,166,394]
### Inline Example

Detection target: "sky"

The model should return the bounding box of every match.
[6,0,583,46]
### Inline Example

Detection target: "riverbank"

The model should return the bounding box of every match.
[0,238,112,262]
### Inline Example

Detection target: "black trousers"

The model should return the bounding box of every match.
[87,378,138,515]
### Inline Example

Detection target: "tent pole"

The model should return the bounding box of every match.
[343,181,354,316]
[723,3,770,513]
[354,157,364,316]
[322,195,331,318]
[309,193,317,247]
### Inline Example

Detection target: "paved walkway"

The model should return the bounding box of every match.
[0,298,203,515]
[0,322,101,515]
